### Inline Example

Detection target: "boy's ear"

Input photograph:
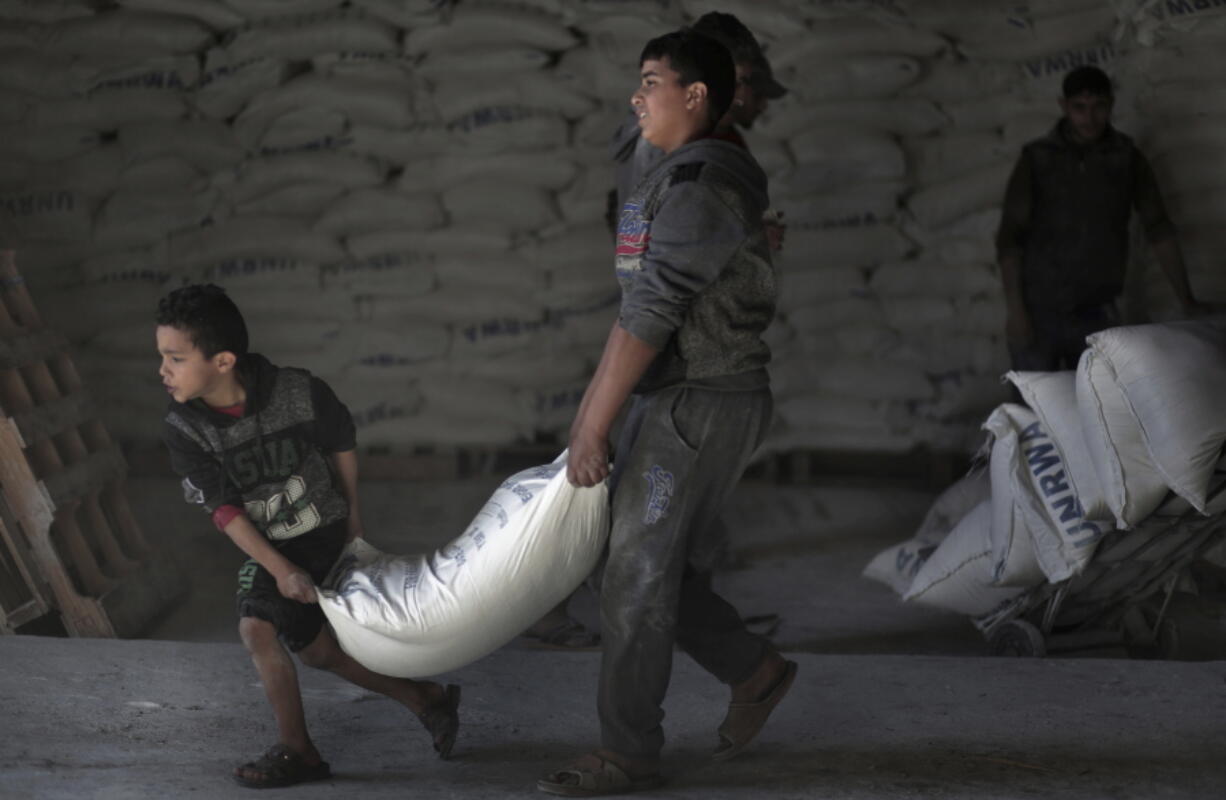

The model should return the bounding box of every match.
[213,350,238,373]
[685,80,709,111]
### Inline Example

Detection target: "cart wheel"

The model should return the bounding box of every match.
[988,620,1047,657]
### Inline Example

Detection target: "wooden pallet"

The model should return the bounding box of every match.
[0,250,182,637]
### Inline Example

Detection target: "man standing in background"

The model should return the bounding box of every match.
[996,65,1205,371]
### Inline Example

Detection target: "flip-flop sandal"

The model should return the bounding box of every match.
[417,683,462,760]
[232,744,331,789]
[522,618,601,651]
[712,659,799,762]
[537,752,663,797]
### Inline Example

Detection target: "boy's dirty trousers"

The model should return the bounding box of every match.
[597,383,773,760]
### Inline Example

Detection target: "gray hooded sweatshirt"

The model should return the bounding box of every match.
[614,137,777,394]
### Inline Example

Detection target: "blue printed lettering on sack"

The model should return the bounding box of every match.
[460,316,546,344]
[1149,0,1226,21]
[1022,41,1117,81]
[92,69,188,93]
[1019,422,1108,547]
[894,542,938,580]
[642,465,674,525]
[441,543,466,566]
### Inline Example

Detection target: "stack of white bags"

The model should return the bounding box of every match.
[865,318,1226,618]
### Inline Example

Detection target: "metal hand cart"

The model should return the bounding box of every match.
[974,466,1226,659]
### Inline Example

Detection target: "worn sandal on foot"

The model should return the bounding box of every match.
[712,659,798,761]
[537,753,663,797]
[418,683,461,759]
[232,744,331,789]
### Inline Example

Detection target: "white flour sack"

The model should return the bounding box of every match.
[903,499,1025,616]
[318,454,609,678]
[985,404,1110,586]
[1080,319,1226,516]
[1006,371,1109,522]
[863,468,990,596]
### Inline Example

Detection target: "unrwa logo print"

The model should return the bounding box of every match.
[1019,422,1106,546]
[642,464,675,525]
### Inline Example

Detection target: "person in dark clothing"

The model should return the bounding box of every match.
[527,12,789,654]
[537,31,797,797]
[997,65,1205,371]
[156,284,461,789]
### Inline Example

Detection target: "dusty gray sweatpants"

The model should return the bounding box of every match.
[597,384,772,760]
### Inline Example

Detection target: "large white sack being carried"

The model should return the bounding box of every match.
[903,499,1026,616]
[1006,371,1109,521]
[1081,320,1226,516]
[864,468,990,596]
[319,454,608,678]
[985,404,1110,586]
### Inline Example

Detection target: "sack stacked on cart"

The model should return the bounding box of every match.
[1077,318,1226,527]
[864,318,1226,616]
[317,452,609,678]
[863,396,1114,615]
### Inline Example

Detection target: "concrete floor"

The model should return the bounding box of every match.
[3,473,1225,798]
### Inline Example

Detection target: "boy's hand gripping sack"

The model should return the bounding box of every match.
[318,452,608,677]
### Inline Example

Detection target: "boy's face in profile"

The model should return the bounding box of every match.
[156,325,233,405]
[632,55,705,153]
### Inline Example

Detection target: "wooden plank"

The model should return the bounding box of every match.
[0,419,114,636]
[0,330,65,370]
[40,447,128,510]
[9,392,94,444]
[0,499,50,633]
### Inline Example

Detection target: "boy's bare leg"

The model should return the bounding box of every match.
[524,597,599,648]
[237,617,322,777]
[297,625,446,714]
[298,624,460,758]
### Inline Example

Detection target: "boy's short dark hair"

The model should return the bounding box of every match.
[1062,66,1113,99]
[640,30,736,127]
[156,283,248,359]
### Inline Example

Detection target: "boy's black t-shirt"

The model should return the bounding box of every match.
[162,353,356,543]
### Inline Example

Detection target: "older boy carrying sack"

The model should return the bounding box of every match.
[538,31,797,797]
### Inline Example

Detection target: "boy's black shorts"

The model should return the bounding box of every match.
[235,521,348,653]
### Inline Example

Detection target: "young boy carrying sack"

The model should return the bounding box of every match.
[155,284,461,789]
[539,30,798,797]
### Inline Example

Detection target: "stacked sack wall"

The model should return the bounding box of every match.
[0,0,1219,455]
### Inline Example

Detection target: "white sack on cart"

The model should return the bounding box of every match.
[1006,371,1110,522]
[984,404,1044,587]
[318,453,608,678]
[863,467,989,596]
[1077,345,1168,529]
[1080,320,1226,518]
[985,404,1111,585]
[903,499,1026,616]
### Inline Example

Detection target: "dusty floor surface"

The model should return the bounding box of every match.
[3,474,1226,798]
